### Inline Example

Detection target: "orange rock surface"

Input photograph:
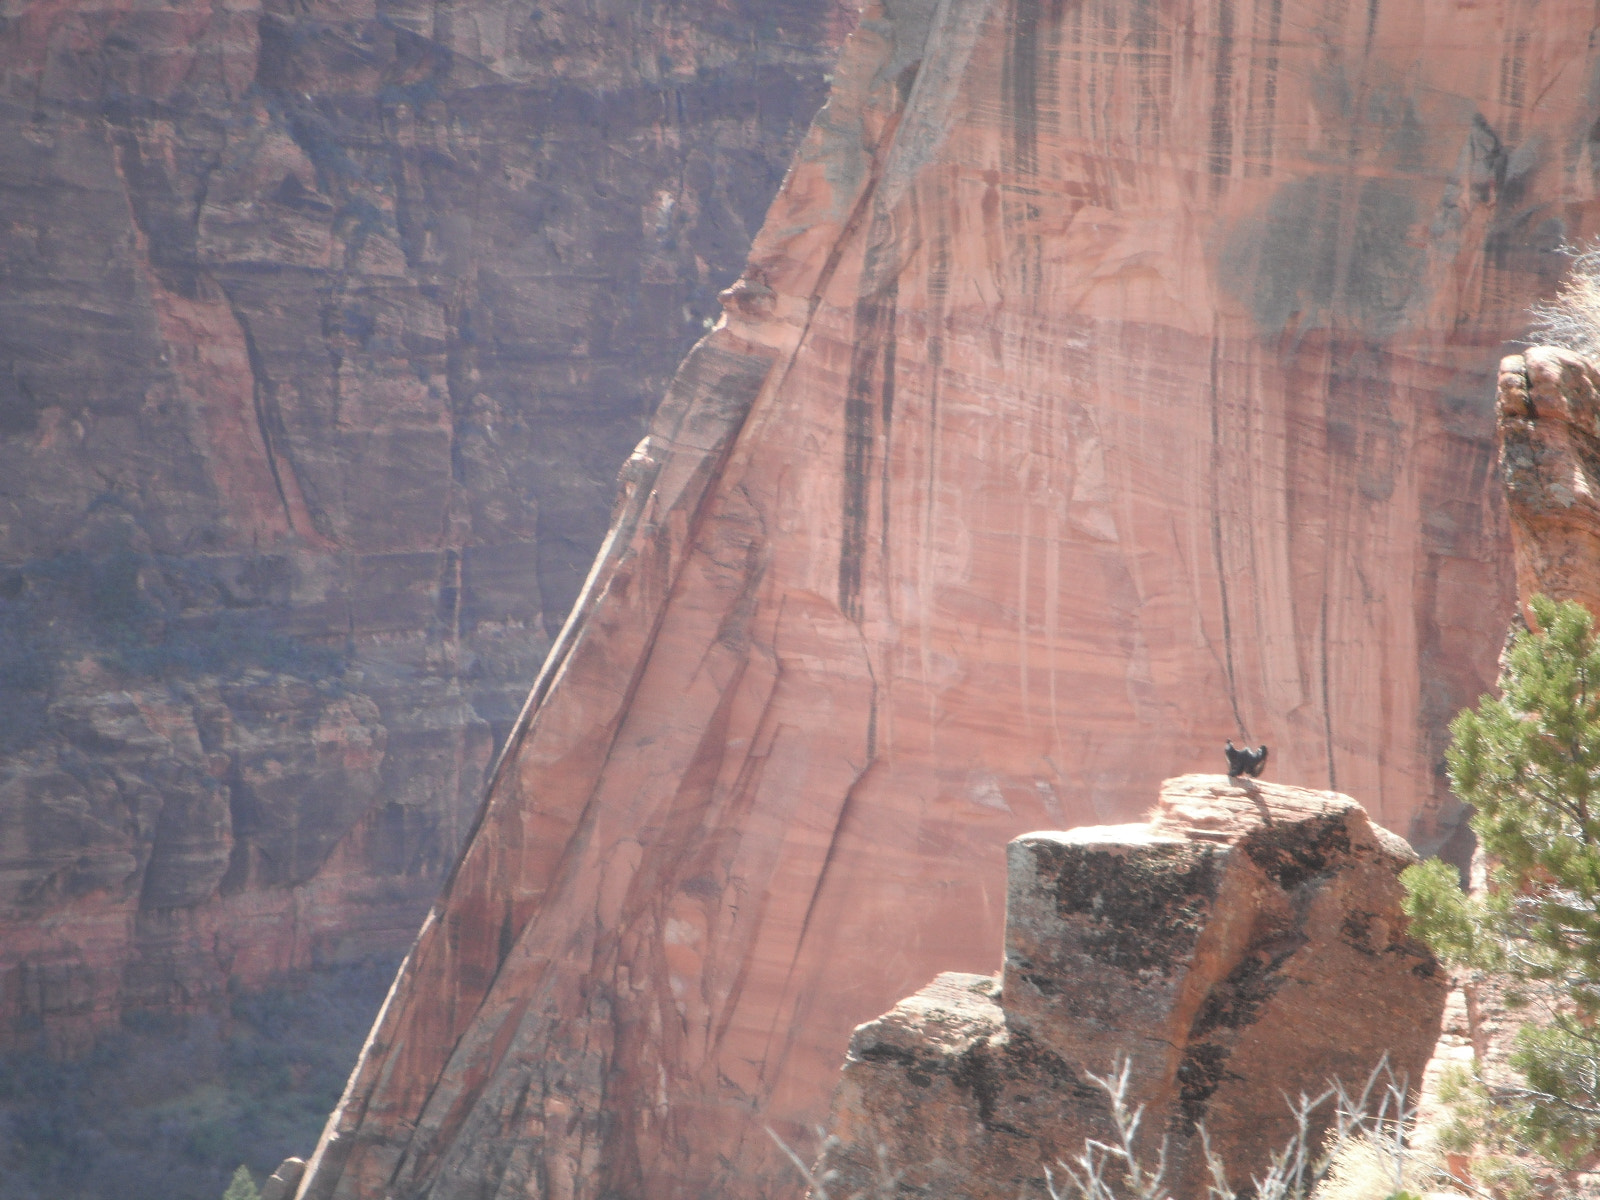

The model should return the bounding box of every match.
[817,776,1445,1200]
[299,1,1600,1197]
[1498,347,1600,620]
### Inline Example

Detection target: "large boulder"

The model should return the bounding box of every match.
[817,776,1448,1200]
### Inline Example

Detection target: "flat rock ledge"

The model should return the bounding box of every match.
[815,775,1448,1200]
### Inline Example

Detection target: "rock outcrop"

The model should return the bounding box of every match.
[262,1157,308,1200]
[297,1,1600,1198]
[816,776,1447,1200]
[1498,347,1600,620]
[0,0,850,1049]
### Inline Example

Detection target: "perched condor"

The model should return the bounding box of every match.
[1225,740,1269,779]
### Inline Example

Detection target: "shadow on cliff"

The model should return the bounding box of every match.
[0,960,396,1200]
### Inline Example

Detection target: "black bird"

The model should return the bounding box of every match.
[1225,740,1269,779]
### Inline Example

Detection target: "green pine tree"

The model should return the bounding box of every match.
[1403,594,1600,1165]
[222,1164,261,1200]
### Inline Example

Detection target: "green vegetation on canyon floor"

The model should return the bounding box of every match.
[0,959,395,1200]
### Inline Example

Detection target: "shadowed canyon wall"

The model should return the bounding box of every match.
[296,1,1600,1198]
[0,0,852,1051]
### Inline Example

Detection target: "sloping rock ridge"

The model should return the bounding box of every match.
[816,775,1447,1200]
[299,1,1600,1198]
[0,0,851,1048]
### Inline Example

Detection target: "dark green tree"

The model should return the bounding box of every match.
[222,1165,261,1200]
[1403,594,1600,1164]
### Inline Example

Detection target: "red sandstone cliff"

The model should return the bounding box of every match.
[0,0,849,1050]
[294,2,1600,1198]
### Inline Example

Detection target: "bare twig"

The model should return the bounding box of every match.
[773,1055,1464,1200]
[766,1126,900,1200]
[1528,243,1600,360]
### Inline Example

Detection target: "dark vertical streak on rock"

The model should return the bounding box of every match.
[839,213,898,623]
[1002,0,1046,293]
[1364,0,1380,55]
[1209,0,1235,191]
[865,687,879,764]
[1500,28,1529,143]
[1129,0,1160,141]
[1039,0,1067,143]
[923,189,950,583]
[439,547,462,635]
[231,300,299,535]
[839,337,872,621]
[1062,0,1084,143]
[445,287,478,491]
[1090,0,1114,147]
[1261,0,1282,176]
[1209,335,1245,733]
[1322,592,1337,790]
[1244,0,1283,177]
[780,86,909,368]
[1006,0,1041,176]
[879,279,898,571]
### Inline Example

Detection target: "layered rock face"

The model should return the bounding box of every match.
[1498,347,1600,619]
[293,1,1600,1198]
[0,0,850,1048]
[817,776,1446,1200]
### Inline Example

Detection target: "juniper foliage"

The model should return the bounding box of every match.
[221,1165,260,1200]
[1402,594,1600,1163]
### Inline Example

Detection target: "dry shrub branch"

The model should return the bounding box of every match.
[1528,245,1600,360]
